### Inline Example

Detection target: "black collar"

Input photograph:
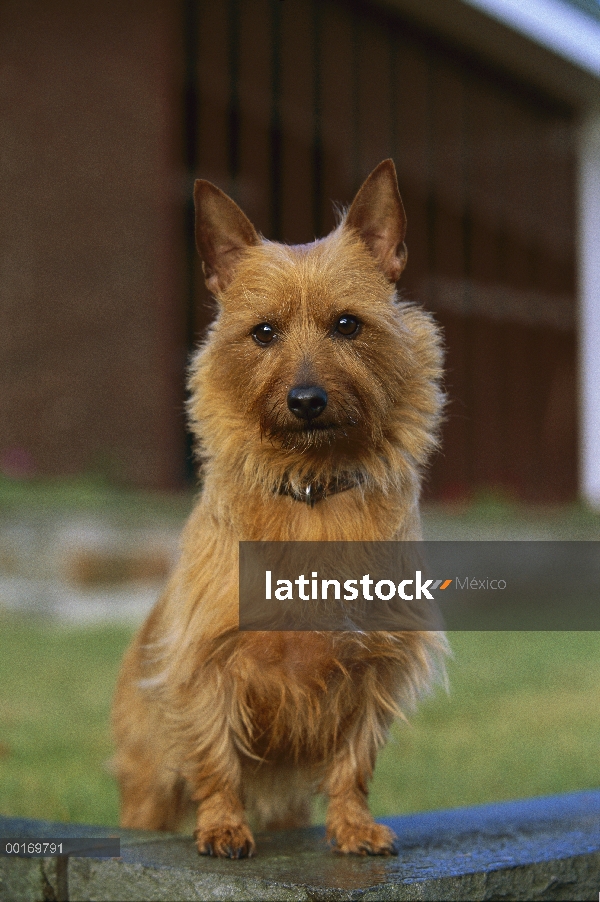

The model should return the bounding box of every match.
[277,473,363,507]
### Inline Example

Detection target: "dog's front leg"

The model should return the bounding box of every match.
[186,691,255,859]
[324,727,397,856]
[193,786,254,859]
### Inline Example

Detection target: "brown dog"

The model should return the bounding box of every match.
[112,160,447,858]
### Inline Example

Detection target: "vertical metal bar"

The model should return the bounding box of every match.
[269,0,283,240]
[461,72,475,490]
[425,57,437,298]
[312,0,323,237]
[495,98,509,493]
[227,0,241,197]
[389,30,399,168]
[183,0,200,481]
[461,77,472,295]
[183,0,199,349]
[351,10,361,190]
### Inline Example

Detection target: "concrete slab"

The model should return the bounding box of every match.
[1,790,599,900]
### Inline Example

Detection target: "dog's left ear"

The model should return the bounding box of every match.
[344,160,407,282]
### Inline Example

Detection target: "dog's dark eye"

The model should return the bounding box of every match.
[334,314,360,337]
[252,323,276,345]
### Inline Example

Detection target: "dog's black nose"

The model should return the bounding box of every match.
[287,386,328,420]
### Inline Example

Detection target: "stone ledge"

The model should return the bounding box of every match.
[1,790,599,901]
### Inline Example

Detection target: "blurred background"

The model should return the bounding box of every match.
[1,0,600,829]
[2,0,600,502]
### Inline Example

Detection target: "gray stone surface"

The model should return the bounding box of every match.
[1,790,599,901]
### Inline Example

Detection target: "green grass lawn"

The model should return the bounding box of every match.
[0,615,598,827]
[370,631,600,815]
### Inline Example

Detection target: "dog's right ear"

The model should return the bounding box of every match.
[194,180,260,295]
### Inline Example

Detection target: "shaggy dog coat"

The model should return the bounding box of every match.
[112,160,447,858]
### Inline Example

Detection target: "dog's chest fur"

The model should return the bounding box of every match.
[234,632,371,762]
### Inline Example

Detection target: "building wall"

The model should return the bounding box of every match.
[0,0,579,500]
[191,0,578,502]
[0,0,186,489]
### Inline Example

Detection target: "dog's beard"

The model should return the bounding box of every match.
[256,390,367,451]
[263,420,341,451]
[278,423,339,451]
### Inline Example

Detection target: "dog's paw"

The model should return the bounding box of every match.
[195,822,256,859]
[329,821,398,856]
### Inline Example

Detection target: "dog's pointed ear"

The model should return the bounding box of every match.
[344,160,407,282]
[194,180,260,295]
